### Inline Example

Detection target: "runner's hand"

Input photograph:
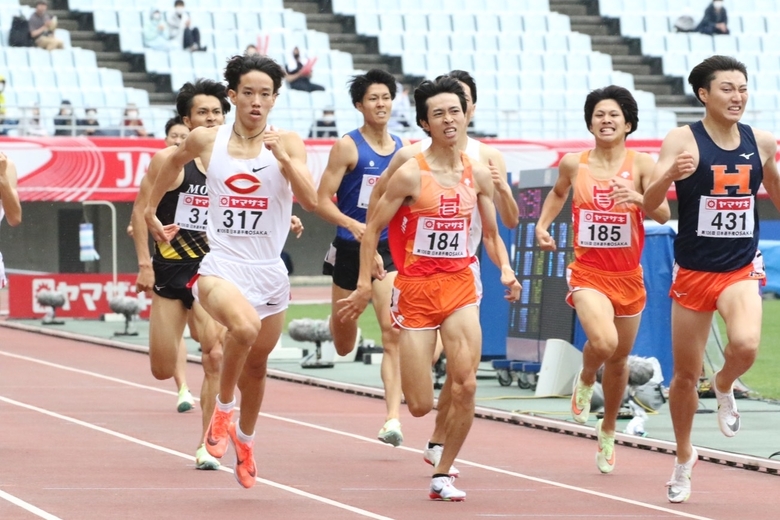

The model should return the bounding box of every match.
[263,126,288,161]
[372,252,386,280]
[535,227,556,251]
[500,266,521,303]
[135,265,154,297]
[669,151,696,180]
[337,285,371,322]
[290,215,304,238]
[348,220,366,242]
[609,179,641,206]
[145,210,178,244]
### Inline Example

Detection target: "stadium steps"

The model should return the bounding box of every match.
[284,0,414,82]
[24,0,175,105]
[550,0,697,109]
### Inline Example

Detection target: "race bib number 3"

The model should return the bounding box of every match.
[697,196,754,238]
[357,174,379,209]
[216,195,270,236]
[174,193,209,231]
[413,217,468,257]
[577,210,631,248]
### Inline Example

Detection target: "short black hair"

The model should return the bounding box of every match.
[224,53,285,93]
[175,79,230,119]
[583,85,639,136]
[165,116,185,136]
[413,76,467,136]
[446,70,477,104]
[688,55,748,105]
[348,69,396,107]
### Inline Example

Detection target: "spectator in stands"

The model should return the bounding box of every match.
[143,8,175,51]
[309,108,338,138]
[245,44,258,55]
[28,1,63,50]
[389,81,411,133]
[286,46,325,92]
[166,0,205,52]
[54,100,78,136]
[696,0,729,35]
[122,103,149,137]
[20,104,48,137]
[79,107,100,136]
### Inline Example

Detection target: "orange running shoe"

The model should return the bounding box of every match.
[204,406,233,458]
[228,422,257,489]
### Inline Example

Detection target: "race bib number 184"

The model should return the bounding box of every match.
[413,217,468,257]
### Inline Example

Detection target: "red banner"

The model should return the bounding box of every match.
[5,136,778,202]
[8,273,151,319]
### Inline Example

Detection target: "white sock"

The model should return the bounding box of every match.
[236,425,255,444]
[216,396,235,412]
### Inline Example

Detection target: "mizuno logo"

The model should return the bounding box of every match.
[252,165,269,173]
[740,152,754,160]
[154,285,165,291]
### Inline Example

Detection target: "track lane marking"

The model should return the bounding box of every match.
[1,350,715,520]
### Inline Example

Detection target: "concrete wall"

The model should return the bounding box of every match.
[0,202,337,277]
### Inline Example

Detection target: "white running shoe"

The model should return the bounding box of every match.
[712,371,741,437]
[666,448,698,503]
[423,442,460,477]
[177,388,195,413]
[571,369,594,424]
[429,475,466,501]
[595,419,616,474]
[195,444,220,470]
[377,418,404,447]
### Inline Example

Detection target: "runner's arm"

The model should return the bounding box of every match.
[535,153,575,250]
[366,144,418,222]
[484,147,519,228]
[315,137,365,239]
[644,126,695,212]
[757,130,780,212]
[0,155,21,226]
[635,152,671,224]
[277,131,318,211]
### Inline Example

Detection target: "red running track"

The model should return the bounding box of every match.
[0,327,777,520]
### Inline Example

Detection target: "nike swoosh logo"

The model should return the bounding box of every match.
[266,302,279,306]
[672,290,687,298]
[252,165,269,173]
[740,153,754,160]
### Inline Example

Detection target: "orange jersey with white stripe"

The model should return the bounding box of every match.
[388,152,478,277]
[571,150,645,271]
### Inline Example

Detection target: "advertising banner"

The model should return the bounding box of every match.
[8,273,151,319]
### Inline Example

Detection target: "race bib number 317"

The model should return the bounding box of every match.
[697,196,754,238]
[216,195,270,236]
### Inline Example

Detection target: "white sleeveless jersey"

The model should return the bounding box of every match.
[205,125,293,261]
[420,136,483,255]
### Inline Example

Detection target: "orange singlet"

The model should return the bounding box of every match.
[566,150,647,317]
[387,152,479,329]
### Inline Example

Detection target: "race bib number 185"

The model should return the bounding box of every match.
[577,210,631,248]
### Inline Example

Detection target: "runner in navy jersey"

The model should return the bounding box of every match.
[315,69,410,447]
[644,55,780,504]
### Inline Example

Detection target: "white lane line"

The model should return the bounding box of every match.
[1,350,714,520]
[0,488,62,520]
[0,395,393,520]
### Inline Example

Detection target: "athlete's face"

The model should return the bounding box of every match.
[229,70,277,127]
[456,80,476,124]
[164,123,189,147]
[357,83,392,125]
[699,70,748,123]
[589,99,630,142]
[421,92,466,144]
[184,94,225,130]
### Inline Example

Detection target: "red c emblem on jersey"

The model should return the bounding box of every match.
[592,186,614,211]
[225,173,262,194]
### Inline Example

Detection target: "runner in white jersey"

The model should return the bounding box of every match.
[366,71,519,477]
[145,53,317,490]
[0,153,21,288]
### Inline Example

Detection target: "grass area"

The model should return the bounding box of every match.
[284,303,383,346]
[715,299,780,401]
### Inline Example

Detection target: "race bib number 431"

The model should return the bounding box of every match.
[697,196,755,238]
[577,210,631,248]
[216,195,269,236]
[413,217,468,257]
